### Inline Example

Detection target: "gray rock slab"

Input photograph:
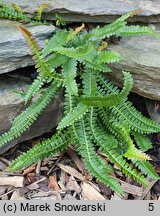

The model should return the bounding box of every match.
[107,32,160,100]
[0,75,63,154]
[0,20,55,74]
[1,0,160,23]
[146,100,160,124]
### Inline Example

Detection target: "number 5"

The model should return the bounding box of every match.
[148,203,154,211]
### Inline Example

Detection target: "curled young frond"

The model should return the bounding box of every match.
[35,4,49,21]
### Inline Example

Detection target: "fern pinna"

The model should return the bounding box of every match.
[1,9,160,196]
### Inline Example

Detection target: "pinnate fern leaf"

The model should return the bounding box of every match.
[42,29,69,58]
[132,132,153,152]
[62,58,78,96]
[79,71,133,107]
[0,81,61,148]
[58,103,88,130]
[8,131,70,171]
[82,69,98,97]
[74,118,124,196]
[53,43,96,62]
[132,160,159,180]
[116,25,160,38]
[84,10,142,41]
[98,74,160,134]
[84,61,112,72]
[35,4,49,21]
[24,75,45,104]
[96,50,121,64]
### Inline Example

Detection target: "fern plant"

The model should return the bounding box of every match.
[0,3,49,24]
[1,8,160,196]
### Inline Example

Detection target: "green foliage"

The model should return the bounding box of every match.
[1,7,160,196]
[0,3,48,24]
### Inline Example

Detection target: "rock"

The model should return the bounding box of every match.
[0,74,63,154]
[1,0,160,23]
[107,32,160,100]
[146,100,160,123]
[0,19,55,74]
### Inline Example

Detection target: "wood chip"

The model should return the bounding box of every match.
[0,176,24,187]
[66,148,86,173]
[27,177,46,190]
[66,176,81,193]
[10,190,26,200]
[64,194,77,200]
[57,163,85,181]
[111,193,123,200]
[36,160,41,174]
[49,175,60,193]
[23,164,36,175]
[26,173,36,183]
[81,182,106,200]
[137,179,157,200]
[30,191,53,198]
[119,180,143,196]
[0,161,7,171]
[0,186,7,196]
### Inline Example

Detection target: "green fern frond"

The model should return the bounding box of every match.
[58,103,88,130]
[45,53,68,68]
[53,43,97,62]
[0,3,47,24]
[24,76,45,104]
[18,25,62,81]
[79,95,123,107]
[84,10,142,41]
[116,25,160,38]
[101,146,149,186]
[64,91,76,115]
[79,71,133,107]
[0,3,31,22]
[98,74,160,134]
[62,58,78,96]
[11,3,23,14]
[132,160,159,180]
[93,125,149,185]
[0,81,61,148]
[74,118,124,196]
[96,50,121,64]
[89,108,149,186]
[110,101,160,134]
[124,142,151,161]
[8,131,70,171]
[55,13,66,26]
[133,132,153,152]
[84,61,112,72]
[67,23,85,42]
[35,4,49,21]
[41,30,69,58]
[101,112,150,160]
[81,69,98,97]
